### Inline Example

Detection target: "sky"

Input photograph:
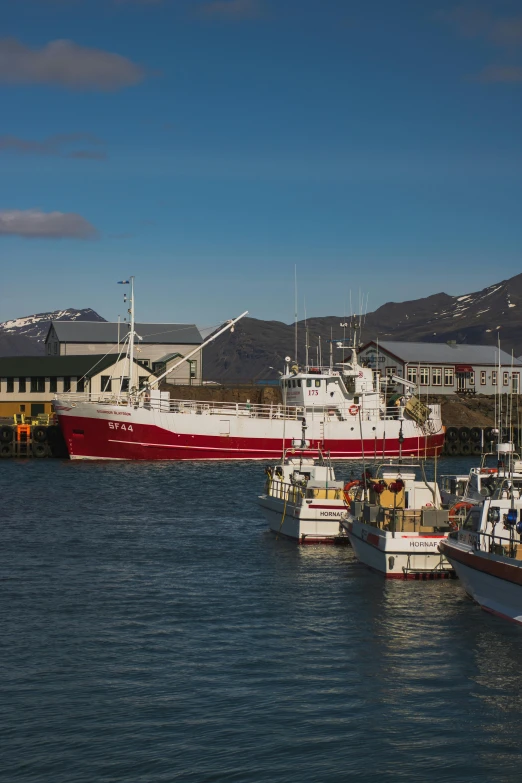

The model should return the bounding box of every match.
[0,0,521,329]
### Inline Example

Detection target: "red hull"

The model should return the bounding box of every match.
[58,413,445,461]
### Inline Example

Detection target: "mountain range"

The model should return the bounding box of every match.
[1,274,521,378]
[0,309,105,357]
[203,273,522,379]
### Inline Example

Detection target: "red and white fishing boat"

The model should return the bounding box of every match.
[54,280,444,461]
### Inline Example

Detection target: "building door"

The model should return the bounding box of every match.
[31,403,45,417]
[456,373,466,391]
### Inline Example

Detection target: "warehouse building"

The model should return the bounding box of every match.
[45,320,203,385]
[0,355,154,418]
[358,340,522,396]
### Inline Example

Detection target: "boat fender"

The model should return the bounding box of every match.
[32,426,48,443]
[389,479,404,494]
[349,405,359,416]
[0,425,13,443]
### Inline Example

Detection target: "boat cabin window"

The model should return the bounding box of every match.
[462,507,482,532]
[306,380,312,387]
[297,380,301,387]
[315,380,321,387]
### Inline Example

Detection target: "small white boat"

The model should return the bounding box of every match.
[441,452,522,624]
[342,463,454,579]
[439,445,522,522]
[258,436,349,544]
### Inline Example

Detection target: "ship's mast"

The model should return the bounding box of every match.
[128,276,135,391]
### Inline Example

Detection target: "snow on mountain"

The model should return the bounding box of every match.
[0,308,106,356]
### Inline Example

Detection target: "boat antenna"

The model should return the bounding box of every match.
[294,264,298,365]
[304,296,309,368]
[129,276,135,390]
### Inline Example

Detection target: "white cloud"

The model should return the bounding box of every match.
[0,38,145,91]
[0,209,98,239]
[473,64,522,83]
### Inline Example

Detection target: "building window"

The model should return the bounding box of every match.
[6,378,14,393]
[139,377,148,390]
[49,378,57,393]
[30,377,45,393]
[54,343,58,355]
[469,372,475,385]
[19,378,26,393]
[419,367,430,386]
[513,374,520,394]
[77,378,85,393]
[432,368,442,386]
[407,366,417,384]
[386,366,396,378]
[480,371,486,386]
[63,376,71,393]
[503,372,509,386]
[121,378,129,393]
[139,359,150,368]
[444,368,454,386]
[20,405,25,412]
[492,370,497,386]
[101,376,112,393]
[47,344,51,355]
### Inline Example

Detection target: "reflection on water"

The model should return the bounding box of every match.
[0,457,521,783]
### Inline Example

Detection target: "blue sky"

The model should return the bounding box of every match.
[1,0,521,328]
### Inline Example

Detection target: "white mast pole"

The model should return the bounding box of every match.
[128,276,135,392]
[294,265,298,365]
[138,311,249,396]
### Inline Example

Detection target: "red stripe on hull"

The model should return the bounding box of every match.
[58,413,445,462]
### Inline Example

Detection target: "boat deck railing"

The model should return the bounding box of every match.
[267,479,345,503]
[354,504,450,534]
[55,393,438,425]
[469,530,522,560]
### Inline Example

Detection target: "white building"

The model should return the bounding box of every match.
[45,321,203,385]
[358,340,522,396]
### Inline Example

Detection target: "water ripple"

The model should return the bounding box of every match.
[1,457,521,783]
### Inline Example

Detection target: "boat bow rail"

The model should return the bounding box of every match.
[54,393,440,425]
[55,393,305,420]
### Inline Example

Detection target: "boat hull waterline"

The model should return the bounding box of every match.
[346,521,453,579]
[56,406,445,461]
[441,540,522,625]
[258,496,348,544]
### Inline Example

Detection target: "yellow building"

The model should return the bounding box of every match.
[0,355,154,418]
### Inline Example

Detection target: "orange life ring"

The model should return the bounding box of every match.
[448,501,473,530]
[343,480,361,504]
[349,404,359,416]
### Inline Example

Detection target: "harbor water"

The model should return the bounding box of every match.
[2,457,522,783]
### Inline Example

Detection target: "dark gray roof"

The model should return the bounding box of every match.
[363,340,522,366]
[0,354,140,377]
[47,321,202,345]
